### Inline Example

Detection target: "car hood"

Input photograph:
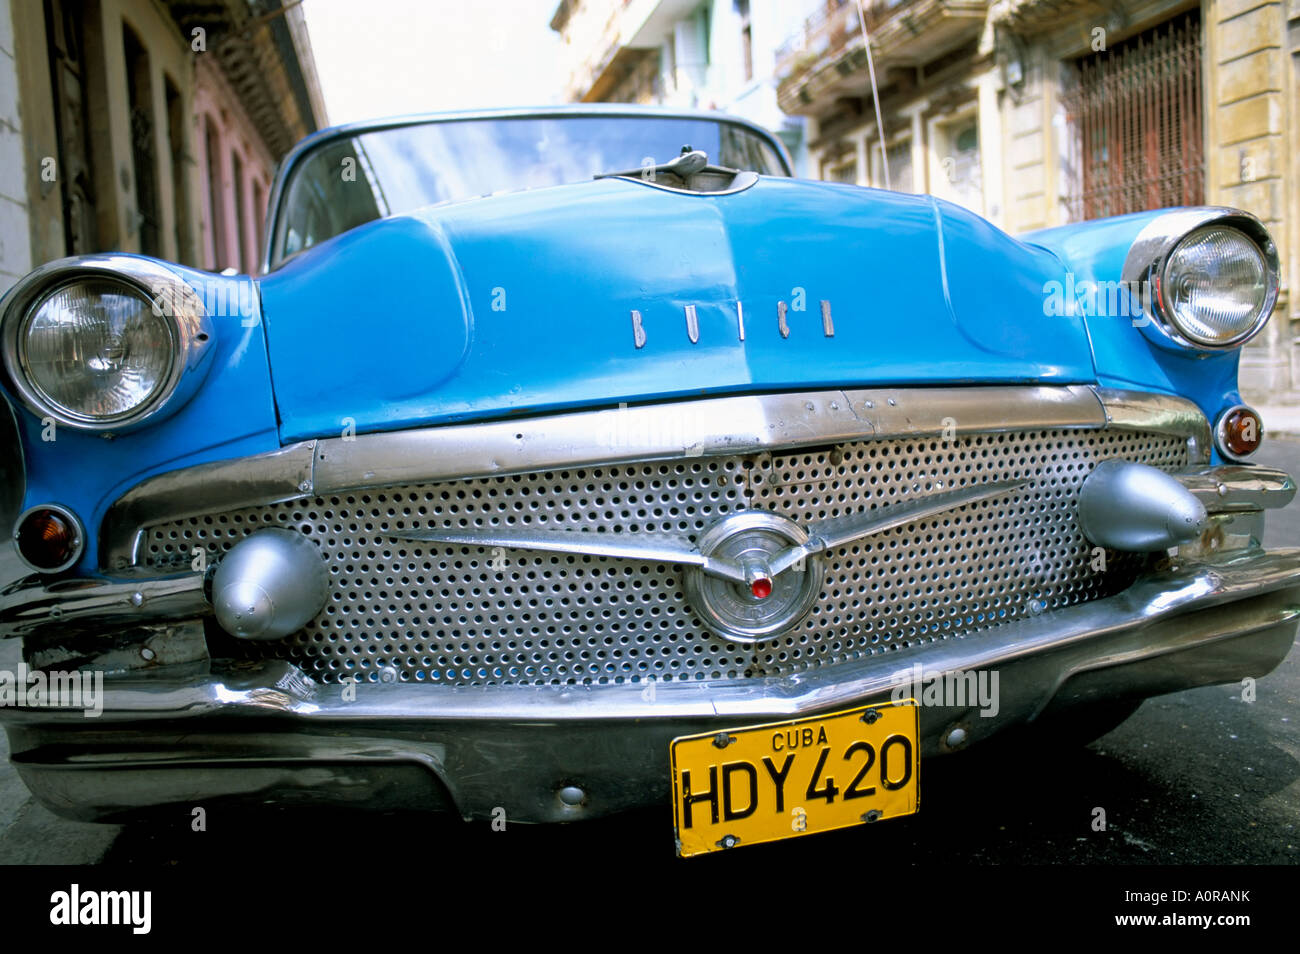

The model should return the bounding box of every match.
[258,176,1096,442]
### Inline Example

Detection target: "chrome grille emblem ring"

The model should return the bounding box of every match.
[684,511,825,643]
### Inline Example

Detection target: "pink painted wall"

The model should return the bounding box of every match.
[193,57,275,273]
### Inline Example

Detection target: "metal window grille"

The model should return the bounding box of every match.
[827,158,858,183]
[1063,9,1204,220]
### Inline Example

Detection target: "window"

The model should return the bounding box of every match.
[874,138,913,193]
[931,114,981,214]
[825,154,857,183]
[164,76,191,264]
[736,0,753,83]
[204,117,227,270]
[231,150,247,273]
[661,33,677,94]
[122,23,160,256]
[252,180,266,267]
[44,0,98,254]
[1063,9,1203,220]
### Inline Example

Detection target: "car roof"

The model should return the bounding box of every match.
[304,103,783,149]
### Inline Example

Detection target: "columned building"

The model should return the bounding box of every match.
[554,0,1300,404]
[0,0,325,289]
[775,0,1297,405]
[550,0,823,174]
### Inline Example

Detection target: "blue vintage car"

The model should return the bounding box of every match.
[0,105,1294,856]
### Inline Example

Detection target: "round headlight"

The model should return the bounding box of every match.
[17,278,175,424]
[1,256,215,433]
[1160,226,1272,347]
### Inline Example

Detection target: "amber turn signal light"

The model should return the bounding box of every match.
[1216,405,1262,460]
[14,505,83,573]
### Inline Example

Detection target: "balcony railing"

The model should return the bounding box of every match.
[775,0,989,115]
[776,0,871,70]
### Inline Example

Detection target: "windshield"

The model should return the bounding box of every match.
[269,114,789,269]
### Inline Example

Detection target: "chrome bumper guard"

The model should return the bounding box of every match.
[4,547,1299,823]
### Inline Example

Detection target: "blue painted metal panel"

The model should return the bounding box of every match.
[5,189,1265,577]
[2,260,282,572]
[1024,211,1246,463]
[260,177,1099,442]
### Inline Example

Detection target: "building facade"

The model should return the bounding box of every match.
[550,0,825,173]
[778,0,1298,405]
[0,0,325,290]
[555,0,1299,405]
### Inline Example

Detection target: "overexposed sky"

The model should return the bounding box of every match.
[303,0,566,126]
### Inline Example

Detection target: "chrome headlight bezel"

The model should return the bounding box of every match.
[1122,208,1280,353]
[0,255,214,433]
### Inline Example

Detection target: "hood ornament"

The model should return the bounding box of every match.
[595,144,756,198]
[595,145,711,182]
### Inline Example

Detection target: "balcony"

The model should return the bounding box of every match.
[776,0,990,116]
[555,0,701,102]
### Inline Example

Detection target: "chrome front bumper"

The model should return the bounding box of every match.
[4,547,1298,823]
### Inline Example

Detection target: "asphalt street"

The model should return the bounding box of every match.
[1,440,1297,867]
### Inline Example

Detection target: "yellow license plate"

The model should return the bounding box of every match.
[671,700,919,857]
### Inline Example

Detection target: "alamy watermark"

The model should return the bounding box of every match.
[50,884,150,934]
[609,401,707,457]
[150,277,258,325]
[889,663,1000,717]
[0,664,104,717]
[1042,273,1155,326]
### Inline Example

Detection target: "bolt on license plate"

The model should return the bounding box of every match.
[671,700,919,857]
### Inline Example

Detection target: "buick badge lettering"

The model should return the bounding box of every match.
[630,309,646,348]
[626,299,836,346]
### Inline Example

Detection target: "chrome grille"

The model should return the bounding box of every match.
[143,427,1189,686]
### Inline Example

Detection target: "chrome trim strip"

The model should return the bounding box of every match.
[0,572,208,641]
[401,525,717,572]
[768,480,1025,573]
[7,548,1299,723]
[390,479,1026,586]
[1093,386,1211,463]
[99,386,1208,571]
[101,442,316,569]
[1173,465,1296,512]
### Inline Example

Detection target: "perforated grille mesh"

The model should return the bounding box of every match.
[143,428,1189,686]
